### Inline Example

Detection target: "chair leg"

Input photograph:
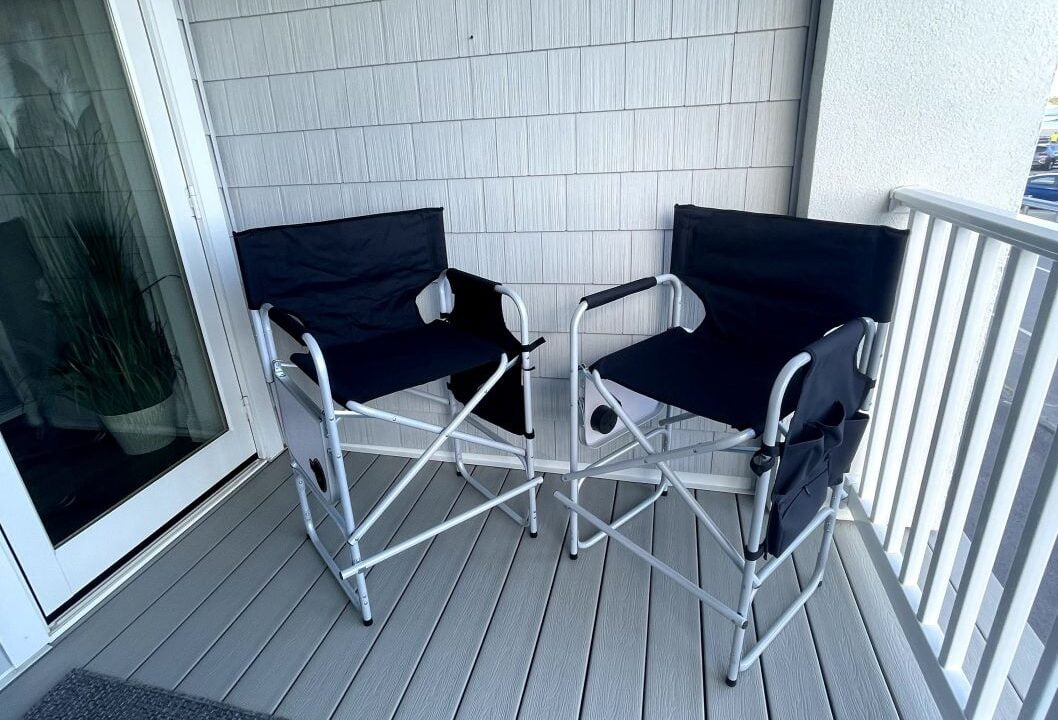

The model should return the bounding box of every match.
[726,463,773,686]
[522,357,539,538]
[446,386,465,474]
[294,471,373,625]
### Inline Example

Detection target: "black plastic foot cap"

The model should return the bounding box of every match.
[569,552,578,560]
[363,618,373,627]
[529,530,538,538]
[725,677,738,688]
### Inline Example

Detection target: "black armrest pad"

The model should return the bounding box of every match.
[581,277,658,309]
[446,268,499,292]
[267,307,308,341]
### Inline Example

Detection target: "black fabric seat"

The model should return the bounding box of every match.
[592,326,799,431]
[291,320,506,405]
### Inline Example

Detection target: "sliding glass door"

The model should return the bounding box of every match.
[0,0,257,615]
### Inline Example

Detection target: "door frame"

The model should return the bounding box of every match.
[0,0,282,670]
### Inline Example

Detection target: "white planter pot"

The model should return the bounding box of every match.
[99,393,178,455]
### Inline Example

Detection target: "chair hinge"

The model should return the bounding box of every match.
[750,445,777,476]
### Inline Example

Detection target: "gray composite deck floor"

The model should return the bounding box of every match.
[1,452,944,720]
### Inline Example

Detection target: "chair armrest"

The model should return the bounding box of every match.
[581,277,658,309]
[445,269,544,354]
[445,268,500,292]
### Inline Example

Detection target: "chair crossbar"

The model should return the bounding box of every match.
[455,457,530,526]
[343,396,526,458]
[573,427,667,488]
[351,354,510,543]
[588,369,747,570]
[564,427,757,483]
[754,505,834,586]
[657,410,698,427]
[555,491,744,624]
[344,475,543,578]
[579,481,668,549]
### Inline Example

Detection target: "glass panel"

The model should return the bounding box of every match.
[0,0,227,546]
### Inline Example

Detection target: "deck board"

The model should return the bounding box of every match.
[393,470,534,720]
[1,454,946,720]
[578,481,654,720]
[735,495,833,720]
[697,491,770,720]
[792,525,900,720]
[644,485,706,720]
[452,473,570,720]
[175,455,412,699]
[333,466,511,719]
[275,461,460,720]
[514,479,617,720]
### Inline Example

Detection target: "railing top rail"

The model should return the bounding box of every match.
[891,186,1058,260]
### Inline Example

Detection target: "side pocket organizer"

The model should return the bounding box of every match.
[827,411,869,486]
[766,425,829,555]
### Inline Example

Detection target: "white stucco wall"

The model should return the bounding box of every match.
[798,0,1057,224]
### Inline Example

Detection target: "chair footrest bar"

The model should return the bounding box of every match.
[342,477,543,579]
[740,554,828,670]
[457,459,530,526]
[579,481,668,549]
[555,490,744,625]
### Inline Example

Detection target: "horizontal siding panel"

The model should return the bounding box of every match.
[418,58,474,122]
[514,176,567,231]
[626,39,687,108]
[414,121,466,179]
[332,2,385,67]
[577,111,635,173]
[364,124,416,181]
[287,8,337,72]
[671,0,737,37]
[731,31,774,103]
[374,63,421,123]
[382,0,421,63]
[483,177,516,231]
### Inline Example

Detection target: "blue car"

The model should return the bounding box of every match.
[1024,173,1058,203]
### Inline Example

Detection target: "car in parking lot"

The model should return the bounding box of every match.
[1024,173,1058,203]
[1032,143,1058,169]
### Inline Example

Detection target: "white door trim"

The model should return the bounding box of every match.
[138,0,283,460]
[0,0,273,618]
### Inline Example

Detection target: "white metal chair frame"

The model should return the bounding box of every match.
[250,271,543,626]
[558,273,886,685]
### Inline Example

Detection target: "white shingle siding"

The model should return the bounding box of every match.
[188,0,808,462]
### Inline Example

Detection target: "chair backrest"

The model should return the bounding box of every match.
[234,208,448,347]
[670,205,907,362]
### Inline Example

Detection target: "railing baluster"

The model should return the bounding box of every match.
[918,248,1038,628]
[859,211,930,507]
[1018,625,1058,720]
[884,226,977,555]
[900,238,1007,586]
[871,218,953,528]
[965,433,1058,720]
[939,265,1058,671]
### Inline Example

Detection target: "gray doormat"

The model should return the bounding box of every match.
[23,669,285,719]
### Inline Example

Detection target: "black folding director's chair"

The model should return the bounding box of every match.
[235,208,544,625]
[559,205,907,685]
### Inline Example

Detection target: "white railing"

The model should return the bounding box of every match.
[852,186,1058,720]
